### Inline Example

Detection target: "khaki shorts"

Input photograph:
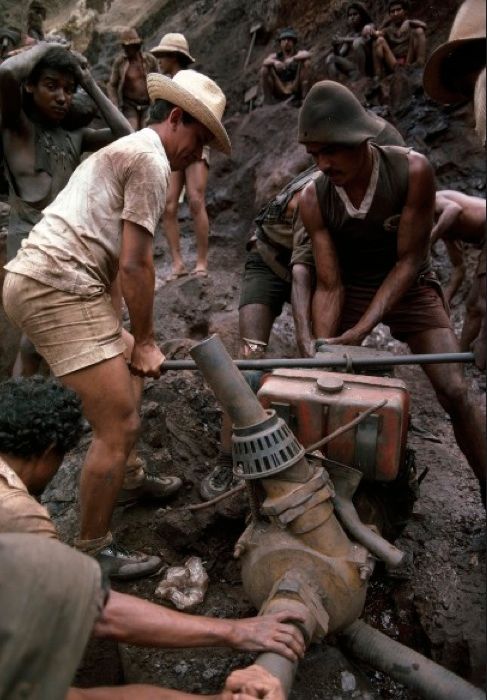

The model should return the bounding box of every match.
[2,272,124,377]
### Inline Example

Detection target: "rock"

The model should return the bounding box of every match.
[340,671,357,693]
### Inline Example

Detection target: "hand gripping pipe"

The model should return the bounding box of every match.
[341,620,486,700]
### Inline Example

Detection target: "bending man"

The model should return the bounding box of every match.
[3,70,232,577]
[298,81,486,504]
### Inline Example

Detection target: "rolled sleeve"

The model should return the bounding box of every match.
[291,222,315,267]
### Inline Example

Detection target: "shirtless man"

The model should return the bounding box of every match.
[373,0,426,78]
[326,2,376,81]
[151,33,211,278]
[27,0,46,42]
[3,69,231,577]
[261,27,311,105]
[0,43,132,376]
[423,0,486,369]
[431,191,486,359]
[108,27,158,131]
[298,80,486,504]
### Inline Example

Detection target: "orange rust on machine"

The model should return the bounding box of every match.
[257,369,410,482]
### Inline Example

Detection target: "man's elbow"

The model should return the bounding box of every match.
[292,263,313,287]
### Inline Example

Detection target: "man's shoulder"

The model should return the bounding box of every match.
[106,131,169,175]
[0,477,57,539]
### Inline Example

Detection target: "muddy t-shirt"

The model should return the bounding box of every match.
[6,128,171,296]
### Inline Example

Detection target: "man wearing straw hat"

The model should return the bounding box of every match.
[108,27,158,131]
[423,0,486,371]
[298,80,486,505]
[3,69,231,578]
[151,32,213,280]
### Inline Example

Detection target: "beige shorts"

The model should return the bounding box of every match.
[2,272,124,377]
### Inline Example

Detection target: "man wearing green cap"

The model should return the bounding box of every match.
[260,27,311,104]
[297,80,486,505]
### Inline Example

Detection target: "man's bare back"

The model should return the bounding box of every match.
[433,190,486,245]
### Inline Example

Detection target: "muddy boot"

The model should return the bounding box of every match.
[199,452,237,501]
[76,532,162,581]
[117,457,182,506]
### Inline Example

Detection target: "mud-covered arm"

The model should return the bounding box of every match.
[119,219,164,378]
[0,42,56,129]
[291,223,317,357]
[327,151,435,345]
[92,590,305,661]
[77,60,132,151]
[292,263,316,357]
[299,181,344,340]
[430,194,462,244]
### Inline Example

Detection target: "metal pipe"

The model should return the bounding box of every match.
[255,596,317,698]
[326,461,406,569]
[340,620,486,700]
[162,352,475,371]
[190,335,268,428]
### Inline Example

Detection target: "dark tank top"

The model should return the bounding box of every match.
[314,144,431,287]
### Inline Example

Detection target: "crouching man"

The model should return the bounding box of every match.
[2,70,232,578]
[0,533,294,699]
[0,376,302,700]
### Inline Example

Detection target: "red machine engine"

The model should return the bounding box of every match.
[257,357,410,483]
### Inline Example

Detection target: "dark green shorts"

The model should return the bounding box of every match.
[239,249,291,317]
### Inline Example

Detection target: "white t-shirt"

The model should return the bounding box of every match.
[6,128,171,296]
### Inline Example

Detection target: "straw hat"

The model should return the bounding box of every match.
[150,32,195,63]
[120,27,142,46]
[423,0,486,104]
[298,80,383,146]
[147,69,231,155]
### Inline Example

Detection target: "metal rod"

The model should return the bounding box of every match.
[306,399,387,453]
[161,352,475,372]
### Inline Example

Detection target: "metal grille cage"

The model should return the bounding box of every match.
[232,409,305,479]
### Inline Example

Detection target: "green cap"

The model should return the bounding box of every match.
[298,80,383,146]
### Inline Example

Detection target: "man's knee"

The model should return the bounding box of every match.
[164,198,179,219]
[187,192,206,216]
[434,375,470,414]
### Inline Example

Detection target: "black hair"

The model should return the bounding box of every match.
[27,47,79,86]
[0,376,84,459]
[147,98,196,125]
[388,0,409,11]
[347,2,373,26]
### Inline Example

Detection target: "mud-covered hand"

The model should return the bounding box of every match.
[324,324,368,346]
[228,612,305,661]
[222,665,285,700]
[297,334,317,358]
[129,340,165,379]
[70,49,91,86]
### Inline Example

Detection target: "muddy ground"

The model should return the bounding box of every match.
[0,0,485,696]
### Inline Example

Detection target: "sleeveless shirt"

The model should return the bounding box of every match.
[314,144,430,287]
